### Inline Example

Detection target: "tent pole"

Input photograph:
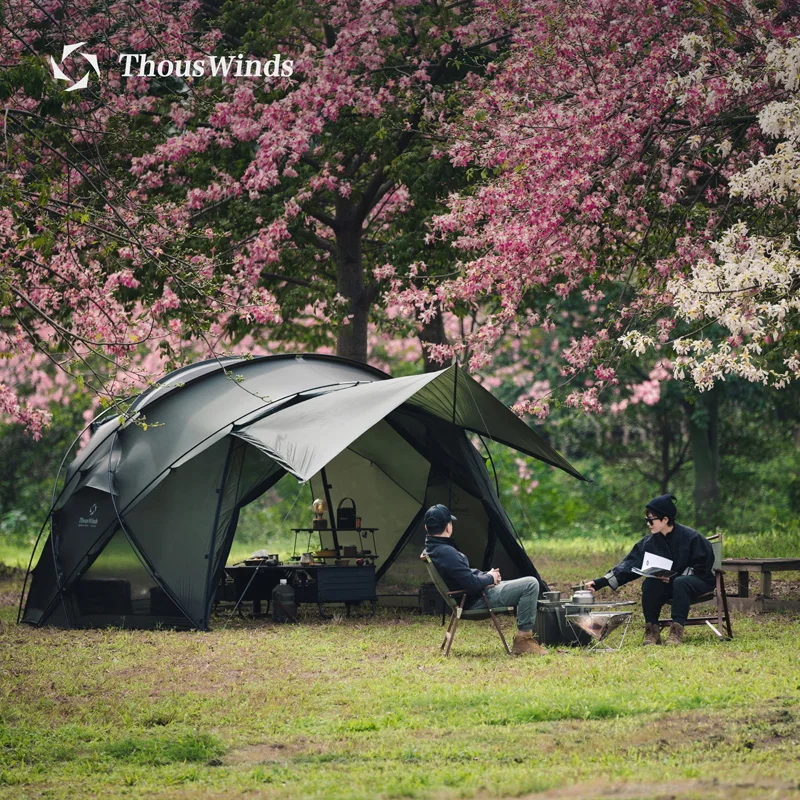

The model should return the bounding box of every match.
[449,362,458,508]
[200,438,237,629]
[320,466,340,555]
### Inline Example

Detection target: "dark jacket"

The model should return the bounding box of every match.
[424,535,493,603]
[594,522,714,591]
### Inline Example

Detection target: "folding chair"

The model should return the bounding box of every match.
[424,556,516,656]
[658,532,733,639]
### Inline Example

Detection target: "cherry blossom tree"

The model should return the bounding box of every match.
[383,0,800,522]
[119,0,512,362]
[392,0,800,391]
[1,0,516,432]
[1,0,224,431]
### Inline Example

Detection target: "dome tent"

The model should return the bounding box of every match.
[20,354,584,631]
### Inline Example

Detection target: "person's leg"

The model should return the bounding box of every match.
[485,577,540,631]
[641,577,672,645]
[641,577,671,624]
[483,577,543,655]
[670,574,716,626]
[469,593,487,611]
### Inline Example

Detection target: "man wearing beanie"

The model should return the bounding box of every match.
[421,504,545,655]
[583,495,715,646]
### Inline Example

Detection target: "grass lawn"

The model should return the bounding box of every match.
[1,544,799,799]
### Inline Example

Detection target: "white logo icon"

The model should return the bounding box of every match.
[88,504,98,515]
[50,42,100,92]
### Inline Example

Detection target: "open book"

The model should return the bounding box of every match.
[631,551,675,579]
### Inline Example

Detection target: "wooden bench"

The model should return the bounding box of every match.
[721,558,800,606]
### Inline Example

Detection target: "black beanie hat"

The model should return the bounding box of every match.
[646,494,677,520]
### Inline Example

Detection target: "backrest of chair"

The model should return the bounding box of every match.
[706,533,722,572]
[424,556,460,611]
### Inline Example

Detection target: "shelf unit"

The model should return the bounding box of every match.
[290,527,379,565]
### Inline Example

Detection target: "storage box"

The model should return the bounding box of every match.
[418,582,446,616]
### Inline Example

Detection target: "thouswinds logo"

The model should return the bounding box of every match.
[117,53,293,79]
[78,503,99,528]
[49,46,294,91]
[50,42,100,92]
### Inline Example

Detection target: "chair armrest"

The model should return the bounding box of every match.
[447,590,467,596]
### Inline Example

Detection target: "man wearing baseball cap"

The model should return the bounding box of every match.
[583,494,715,646]
[422,503,544,655]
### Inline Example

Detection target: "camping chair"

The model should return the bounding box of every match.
[424,556,516,656]
[658,533,733,640]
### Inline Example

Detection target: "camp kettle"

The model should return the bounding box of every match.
[571,589,594,605]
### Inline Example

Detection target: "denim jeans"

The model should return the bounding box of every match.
[641,574,715,626]
[469,576,540,631]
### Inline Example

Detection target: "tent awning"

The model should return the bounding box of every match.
[232,366,584,482]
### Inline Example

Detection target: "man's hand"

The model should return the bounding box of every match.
[488,567,502,585]
[584,580,596,592]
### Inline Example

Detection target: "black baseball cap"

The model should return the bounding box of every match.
[424,504,457,534]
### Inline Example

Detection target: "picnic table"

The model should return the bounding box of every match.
[721,558,800,599]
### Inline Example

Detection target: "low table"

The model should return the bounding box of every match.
[225,564,377,618]
[721,558,800,599]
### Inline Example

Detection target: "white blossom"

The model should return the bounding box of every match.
[651,38,800,391]
[620,331,656,357]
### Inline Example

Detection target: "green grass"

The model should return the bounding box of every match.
[1,538,800,799]
[0,544,33,570]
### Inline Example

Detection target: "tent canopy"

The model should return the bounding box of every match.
[234,366,582,482]
[21,354,584,631]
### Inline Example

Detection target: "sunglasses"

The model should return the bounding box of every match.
[644,516,663,525]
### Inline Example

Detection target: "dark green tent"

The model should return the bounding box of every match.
[20,354,583,630]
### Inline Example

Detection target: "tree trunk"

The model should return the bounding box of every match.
[417,304,448,373]
[334,221,368,363]
[659,419,671,495]
[685,387,721,528]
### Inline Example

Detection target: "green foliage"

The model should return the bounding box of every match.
[487,403,800,544]
[0,403,87,545]
[487,445,651,539]
[230,473,313,561]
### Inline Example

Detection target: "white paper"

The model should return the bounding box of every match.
[641,551,673,572]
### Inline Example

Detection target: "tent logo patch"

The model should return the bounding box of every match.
[78,504,99,527]
[50,42,100,92]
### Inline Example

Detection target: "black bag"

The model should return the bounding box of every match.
[336,497,357,529]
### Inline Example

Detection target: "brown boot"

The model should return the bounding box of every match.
[512,631,546,655]
[642,622,662,646]
[665,622,684,646]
